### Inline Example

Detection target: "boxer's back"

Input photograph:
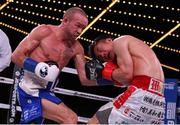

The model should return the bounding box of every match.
[116,36,164,81]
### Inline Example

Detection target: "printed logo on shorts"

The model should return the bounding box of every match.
[122,107,145,122]
[150,120,164,124]
[143,95,165,108]
[139,106,164,119]
[27,99,32,104]
[149,78,164,95]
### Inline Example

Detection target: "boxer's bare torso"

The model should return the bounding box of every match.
[29,25,84,70]
[12,24,84,71]
[93,35,164,84]
[89,35,165,124]
[11,7,93,124]
[113,36,164,82]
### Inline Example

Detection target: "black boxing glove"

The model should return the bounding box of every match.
[85,59,104,80]
[85,59,126,87]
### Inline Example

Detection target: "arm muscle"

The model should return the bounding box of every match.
[112,37,133,84]
[74,44,97,86]
[11,25,50,67]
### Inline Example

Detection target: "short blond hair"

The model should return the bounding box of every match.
[63,7,88,20]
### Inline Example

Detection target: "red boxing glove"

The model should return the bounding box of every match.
[102,61,118,81]
[102,61,127,88]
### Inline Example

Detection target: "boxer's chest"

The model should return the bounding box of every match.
[41,41,75,68]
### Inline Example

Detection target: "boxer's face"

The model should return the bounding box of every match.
[94,38,113,62]
[65,13,88,40]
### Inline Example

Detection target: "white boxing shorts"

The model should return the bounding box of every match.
[17,70,61,124]
[96,75,165,124]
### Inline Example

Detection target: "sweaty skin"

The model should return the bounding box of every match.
[12,13,96,86]
[94,35,164,85]
[11,9,96,124]
[89,35,165,124]
[12,13,87,70]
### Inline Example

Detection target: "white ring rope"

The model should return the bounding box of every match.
[54,87,113,101]
[62,67,78,74]
[1,67,179,123]
[0,76,14,84]
[0,76,113,101]
[0,67,113,123]
[0,66,114,101]
[0,103,22,111]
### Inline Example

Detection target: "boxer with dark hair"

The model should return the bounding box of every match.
[86,34,165,124]
[88,34,113,60]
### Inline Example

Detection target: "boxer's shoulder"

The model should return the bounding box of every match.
[32,24,52,35]
[73,41,84,54]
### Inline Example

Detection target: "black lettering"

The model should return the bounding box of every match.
[152,110,157,116]
[143,96,148,102]
[147,109,153,115]
[140,106,148,113]
[149,97,153,104]
[157,111,164,119]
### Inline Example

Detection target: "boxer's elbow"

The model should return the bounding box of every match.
[122,70,133,84]
[125,72,133,82]
[11,52,17,63]
[11,51,24,67]
[114,69,133,84]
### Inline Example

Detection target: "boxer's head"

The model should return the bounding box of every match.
[89,34,114,62]
[62,7,88,40]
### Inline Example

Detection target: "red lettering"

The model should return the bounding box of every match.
[150,79,159,91]
[124,108,130,114]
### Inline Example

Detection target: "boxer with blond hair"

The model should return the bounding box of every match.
[12,7,96,124]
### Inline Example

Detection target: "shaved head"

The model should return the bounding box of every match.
[63,7,88,20]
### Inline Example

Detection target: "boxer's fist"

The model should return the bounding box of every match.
[35,62,59,82]
[101,61,127,87]
[102,61,118,81]
[85,59,104,80]
[23,58,59,82]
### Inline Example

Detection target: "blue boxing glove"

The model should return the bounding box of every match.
[23,58,59,82]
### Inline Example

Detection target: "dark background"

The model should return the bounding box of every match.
[0,0,179,123]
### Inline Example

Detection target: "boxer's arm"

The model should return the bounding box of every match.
[11,25,51,67]
[112,37,133,84]
[11,39,40,67]
[74,44,97,86]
